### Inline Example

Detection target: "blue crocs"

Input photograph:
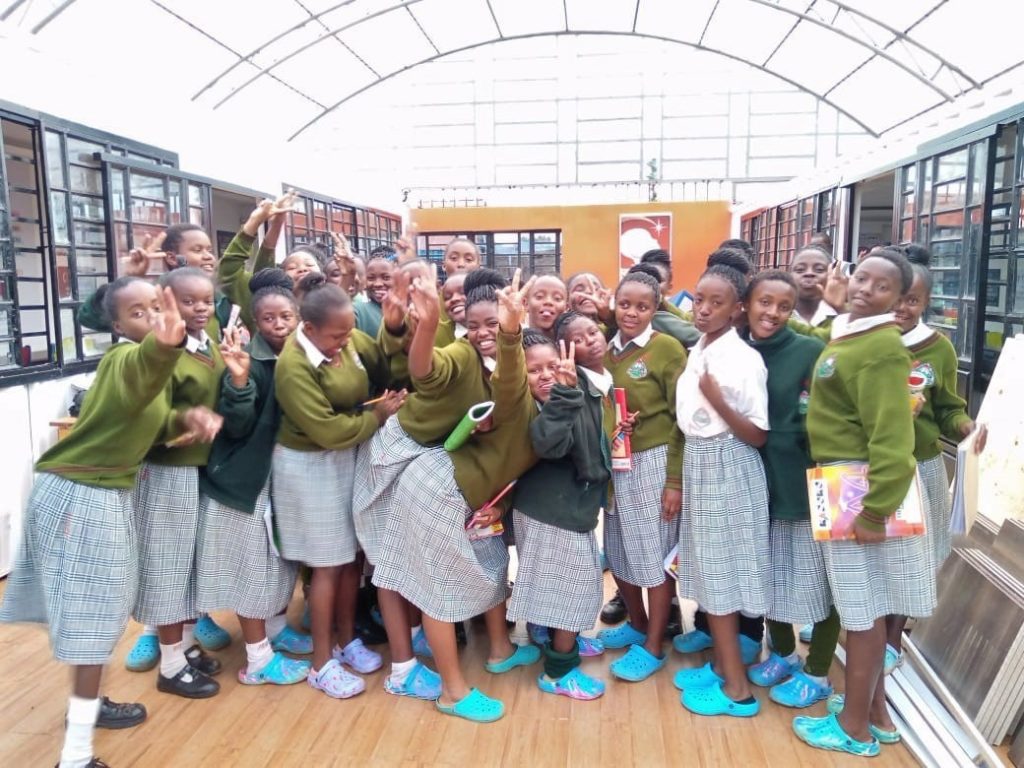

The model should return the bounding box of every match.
[597,622,647,650]
[385,661,442,701]
[682,681,760,717]
[271,625,313,655]
[538,667,605,700]
[748,652,801,687]
[194,615,231,651]
[609,644,666,682]
[798,623,814,643]
[238,652,310,685]
[577,635,605,657]
[412,627,433,659]
[485,643,541,674]
[740,633,762,665]
[672,629,712,654]
[673,662,724,691]
[826,693,845,714]
[770,669,833,708]
[883,643,903,676]
[436,688,504,723]
[821,695,899,742]
[125,634,159,672]
[794,713,880,757]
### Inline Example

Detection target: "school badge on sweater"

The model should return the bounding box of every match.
[815,355,836,379]
[627,357,648,379]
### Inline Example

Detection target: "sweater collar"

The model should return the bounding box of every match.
[249,332,279,362]
[185,330,212,354]
[830,313,895,340]
[746,324,794,351]
[901,321,935,348]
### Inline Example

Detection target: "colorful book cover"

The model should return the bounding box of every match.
[663,545,679,580]
[611,387,632,471]
[806,463,926,541]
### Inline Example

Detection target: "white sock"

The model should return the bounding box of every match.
[806,671,829,685]
[140,625,157,637]
[182,622,196,649]
[265,614,287,639]
[159,641,188,678]
[410,625,422,641]
[784,652,801,665]
[390,657,416,683]
[60,696,99,768]
[245,638,274,673]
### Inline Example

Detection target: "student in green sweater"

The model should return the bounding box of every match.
[794,250,932,757]
[738,271,841,710]
[673,263,771,719]
[598,271,686,684]
[508,314,618,700]
[566,272,609,321]
[272,276,405,700]
[790,245,838,330]
[131,268,230,700]
[196,269,314,686]
[353,253,394,338]
[372,269,541,723]
[0,277,221,768]
[434,270,468,347]
[881,244,986,674]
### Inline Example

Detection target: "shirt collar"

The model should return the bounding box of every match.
[611,323,653,352]
[295,325,329,368]
[901,321,935,348]
[830,313,895,340]
[185,330,211,354]
[581,366,613,396]
[482,356,497,372]
[454,323,468,339]
[799,301,838,327]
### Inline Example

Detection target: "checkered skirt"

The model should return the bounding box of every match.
[820,531,935,632]
[272,445,358,567]
[132,463,200,626]
[677,435,772,616]
[507,510,603,632]
[0,473,137,664]
[604,444,679,588]
[372,450,508,622]
[352,416,438,566]
[196,485,298,619]
[767,519,832,625]
[918,454,952,572]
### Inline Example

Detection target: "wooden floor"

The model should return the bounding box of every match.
[0,577,921,768]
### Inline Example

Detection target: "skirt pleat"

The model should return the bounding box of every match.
[767,519,832,625]
[918,454,952,572]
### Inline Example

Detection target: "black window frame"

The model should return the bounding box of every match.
[415,230,562,279]
[283,184,401,258]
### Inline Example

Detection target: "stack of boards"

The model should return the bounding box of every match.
[914,517,1024,755]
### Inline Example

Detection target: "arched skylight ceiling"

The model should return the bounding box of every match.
[6,0,1024,141]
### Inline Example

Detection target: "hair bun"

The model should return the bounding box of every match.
[706,247,753,276]
[296,272,328,293]
[902,243,931,267]
[249,267,294,294]
[464,267,507,294]
[628,263,664,282]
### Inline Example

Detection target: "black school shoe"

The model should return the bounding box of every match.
[600,591,627,624]
[54,759,109,768]
[96,697,147,729]
[156,665,220,699]
[185,644,222,676]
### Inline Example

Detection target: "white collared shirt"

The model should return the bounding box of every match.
[901,320,935,348]
[830,313,895,340]
[611,324,653,353]
[185,330,211,354]
[795,301,838,328]
[582,366,613,396]
[295,325,330,368]
[454,323,468,340]
[675,327,769,438]
[482,356,497,373]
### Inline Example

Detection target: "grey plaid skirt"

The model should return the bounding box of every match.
[767,519,832,625]
[0,473,137,664]
[918,454,952,572]
[507,510,603,633]
[352,416,438,566]
[677,434,772,616]
[605,444,679,588]
[272,445,357,567]
[196,485,297,619]
[372,450,508,622]
[133,463,200,626]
